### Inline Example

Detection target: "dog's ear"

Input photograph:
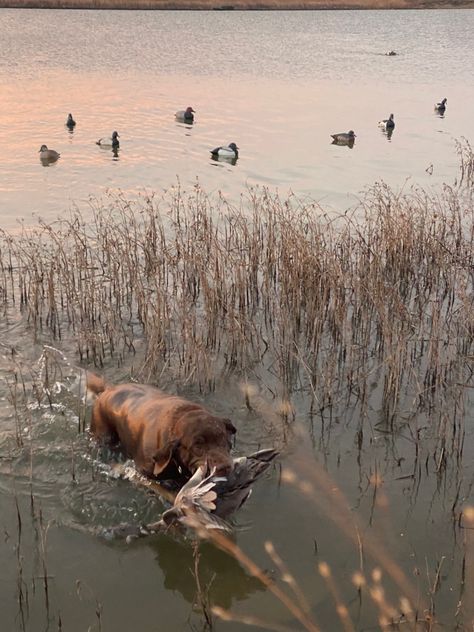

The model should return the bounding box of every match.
[153,439,180,477]
[224,418,237,435]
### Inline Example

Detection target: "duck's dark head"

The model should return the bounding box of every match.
[184,107,195,122]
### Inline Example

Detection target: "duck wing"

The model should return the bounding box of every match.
[171,466,226,514]
[162,467,232,532]
[213,448,279,517]
[178,506,233,533]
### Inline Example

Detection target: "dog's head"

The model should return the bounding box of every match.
[152,415,236,478]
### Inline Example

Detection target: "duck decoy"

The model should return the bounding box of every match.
[66,113,76,128]
[378,113,395,130]
[386,50,397,56]
[210,142,239,159]
[434,98,447,113]
[96,131,120,149]
[331,130,356,143]
[38,145,60,162]
[175,106,195,123]
[331,130,356,148]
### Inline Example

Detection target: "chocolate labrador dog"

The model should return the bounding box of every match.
[87,373,236,481]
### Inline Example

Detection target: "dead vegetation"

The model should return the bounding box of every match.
[2,141,474,452]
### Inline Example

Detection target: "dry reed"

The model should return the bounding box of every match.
[1,149,473,452]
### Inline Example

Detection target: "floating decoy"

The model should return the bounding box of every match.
[378,113,395,130]
[210,142,239,159]
[175,106,195,122]
[331,129,356,143]
[38,145,60,162]
[386,50,397,56]
[96,131,120,148]
[66,113,76,128]
[434,98,447,113]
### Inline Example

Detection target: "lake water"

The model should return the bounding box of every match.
[1,8,474,632]
[1,9,474,231]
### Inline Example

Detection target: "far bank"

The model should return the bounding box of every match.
[1,0,473,10]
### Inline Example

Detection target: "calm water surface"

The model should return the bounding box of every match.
[1,9,474,230]
[1,9,474,632]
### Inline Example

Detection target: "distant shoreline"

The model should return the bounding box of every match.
[1,0,472,9]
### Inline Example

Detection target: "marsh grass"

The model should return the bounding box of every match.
[2,148,474,446]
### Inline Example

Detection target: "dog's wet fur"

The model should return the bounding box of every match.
[87,373,236,482]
